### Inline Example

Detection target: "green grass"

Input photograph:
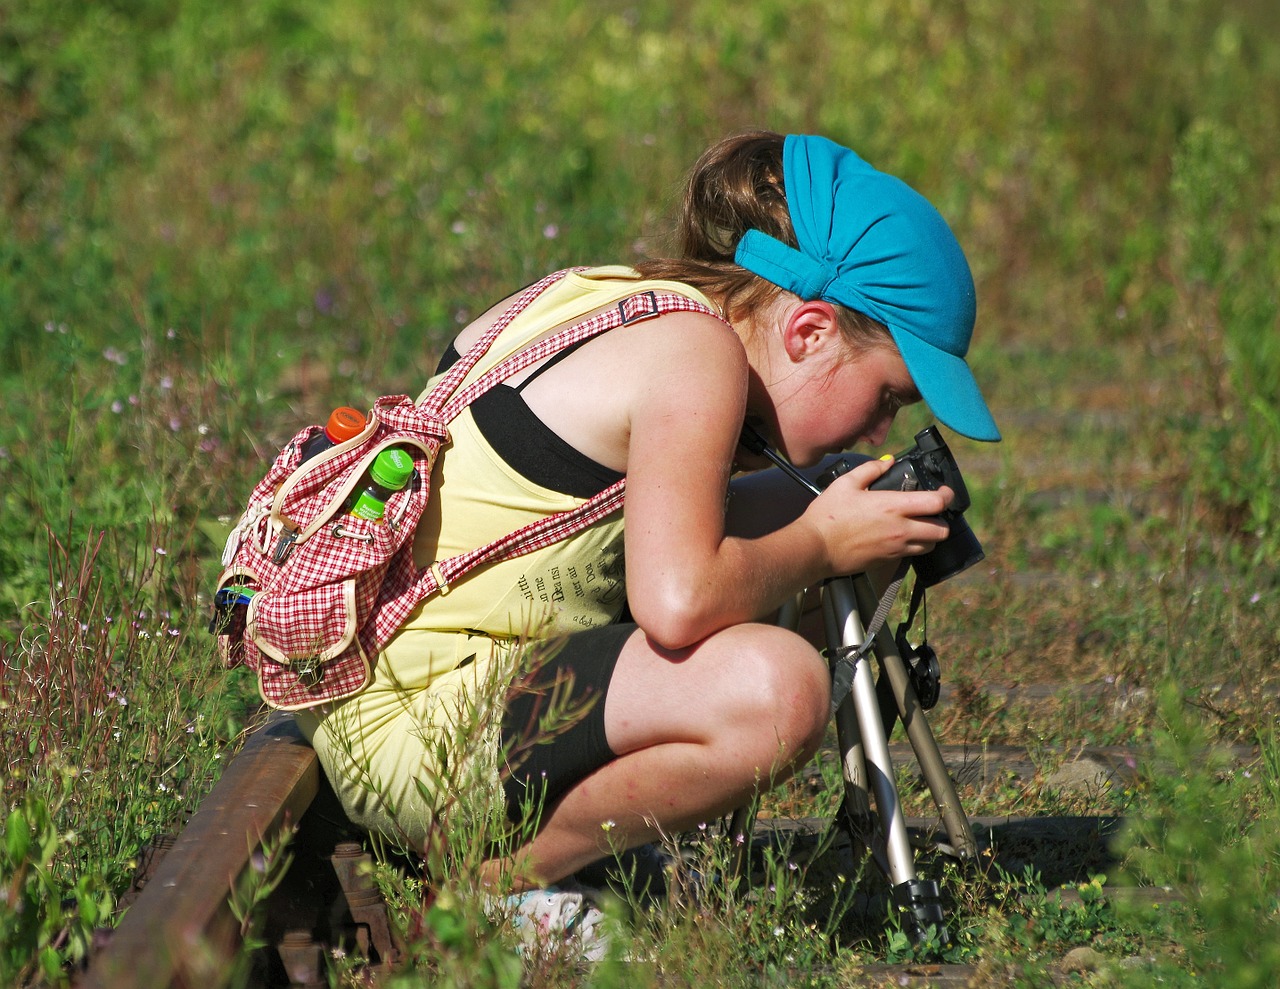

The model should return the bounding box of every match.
[3,0,1280,985]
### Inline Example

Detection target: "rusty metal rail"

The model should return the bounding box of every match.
[80,715,397,989]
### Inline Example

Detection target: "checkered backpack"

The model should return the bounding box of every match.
[211,269,720,709]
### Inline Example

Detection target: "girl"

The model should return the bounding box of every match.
[297,130,999,956]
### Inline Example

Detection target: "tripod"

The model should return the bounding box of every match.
[729,428,979,943]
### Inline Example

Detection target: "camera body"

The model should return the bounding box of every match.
[819,425,984,587]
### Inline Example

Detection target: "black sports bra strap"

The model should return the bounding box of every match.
[512,337,594,392]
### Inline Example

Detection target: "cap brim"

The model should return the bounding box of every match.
[890,326,1001,442]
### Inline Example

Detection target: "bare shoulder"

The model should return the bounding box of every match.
[450,290,524,353]
[618,309,750,457]
[617,309,748,400]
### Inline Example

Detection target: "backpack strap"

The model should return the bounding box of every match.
[422,269,583,416]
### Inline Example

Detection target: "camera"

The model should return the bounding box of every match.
[818,425,984,587]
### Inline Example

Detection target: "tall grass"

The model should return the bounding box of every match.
[3,0,1279,984]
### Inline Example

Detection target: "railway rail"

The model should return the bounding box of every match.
[79,709,1222,988]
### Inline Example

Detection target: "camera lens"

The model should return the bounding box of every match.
[912,514,985,587]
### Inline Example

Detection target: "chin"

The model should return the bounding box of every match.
[790,450,824,469]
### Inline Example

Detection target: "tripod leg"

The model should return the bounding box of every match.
[850,576,977,861]
[823,590,874,844]
[826,577,949,942]
[824,579,915,888]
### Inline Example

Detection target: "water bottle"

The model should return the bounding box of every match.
[346,448,415,521]
[299,407,367,462]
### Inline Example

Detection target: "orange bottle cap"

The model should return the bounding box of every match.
[326,407,366,442]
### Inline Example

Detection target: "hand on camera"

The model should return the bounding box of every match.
[802,457,953,576]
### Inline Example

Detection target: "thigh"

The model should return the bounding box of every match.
[603,622,830,757]
[501,623,635,819]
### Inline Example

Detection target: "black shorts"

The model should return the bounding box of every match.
[500,622,635,824]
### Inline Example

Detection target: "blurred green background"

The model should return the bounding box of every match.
[2,0,1279,982]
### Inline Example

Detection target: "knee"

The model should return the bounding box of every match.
[727,626,830,757]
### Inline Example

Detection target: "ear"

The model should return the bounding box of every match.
[780,300,842,363]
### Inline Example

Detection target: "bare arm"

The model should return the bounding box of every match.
[620,315,951,649]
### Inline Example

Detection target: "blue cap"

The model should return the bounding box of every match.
[734,135,1000,442]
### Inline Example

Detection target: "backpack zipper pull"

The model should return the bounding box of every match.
[272,525,300,565]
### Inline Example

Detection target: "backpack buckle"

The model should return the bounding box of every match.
[292,655,324,688]
[617,291,661,325]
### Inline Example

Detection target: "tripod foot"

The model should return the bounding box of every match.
[892,878,949,948]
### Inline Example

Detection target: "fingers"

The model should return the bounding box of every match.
[814,466,955,568]
[899,514,951,556]
[844,456,897,489]
[831,462,956,516]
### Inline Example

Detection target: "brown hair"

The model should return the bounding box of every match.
[634,130,889,350]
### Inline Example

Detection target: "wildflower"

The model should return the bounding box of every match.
[166,328,176,339]
[111,400,124,413]
[103,347,128,366]
[160,375,173,390]
[601,820,616,832]
[543,224,560,239]
[169,416,181,432]
[451,221,467,235]
[155,547,168,556]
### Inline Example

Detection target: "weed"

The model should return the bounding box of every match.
[1116,684,1280,988]
[1,788,113,988]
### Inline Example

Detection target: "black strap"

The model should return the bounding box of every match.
[828,560,911,716]
[513,337,593,392]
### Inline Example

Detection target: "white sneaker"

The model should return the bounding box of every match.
[496,886,611,962]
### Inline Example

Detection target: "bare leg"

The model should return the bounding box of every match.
[479,622,831,889]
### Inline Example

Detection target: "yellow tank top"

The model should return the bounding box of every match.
[382,267,713,673]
